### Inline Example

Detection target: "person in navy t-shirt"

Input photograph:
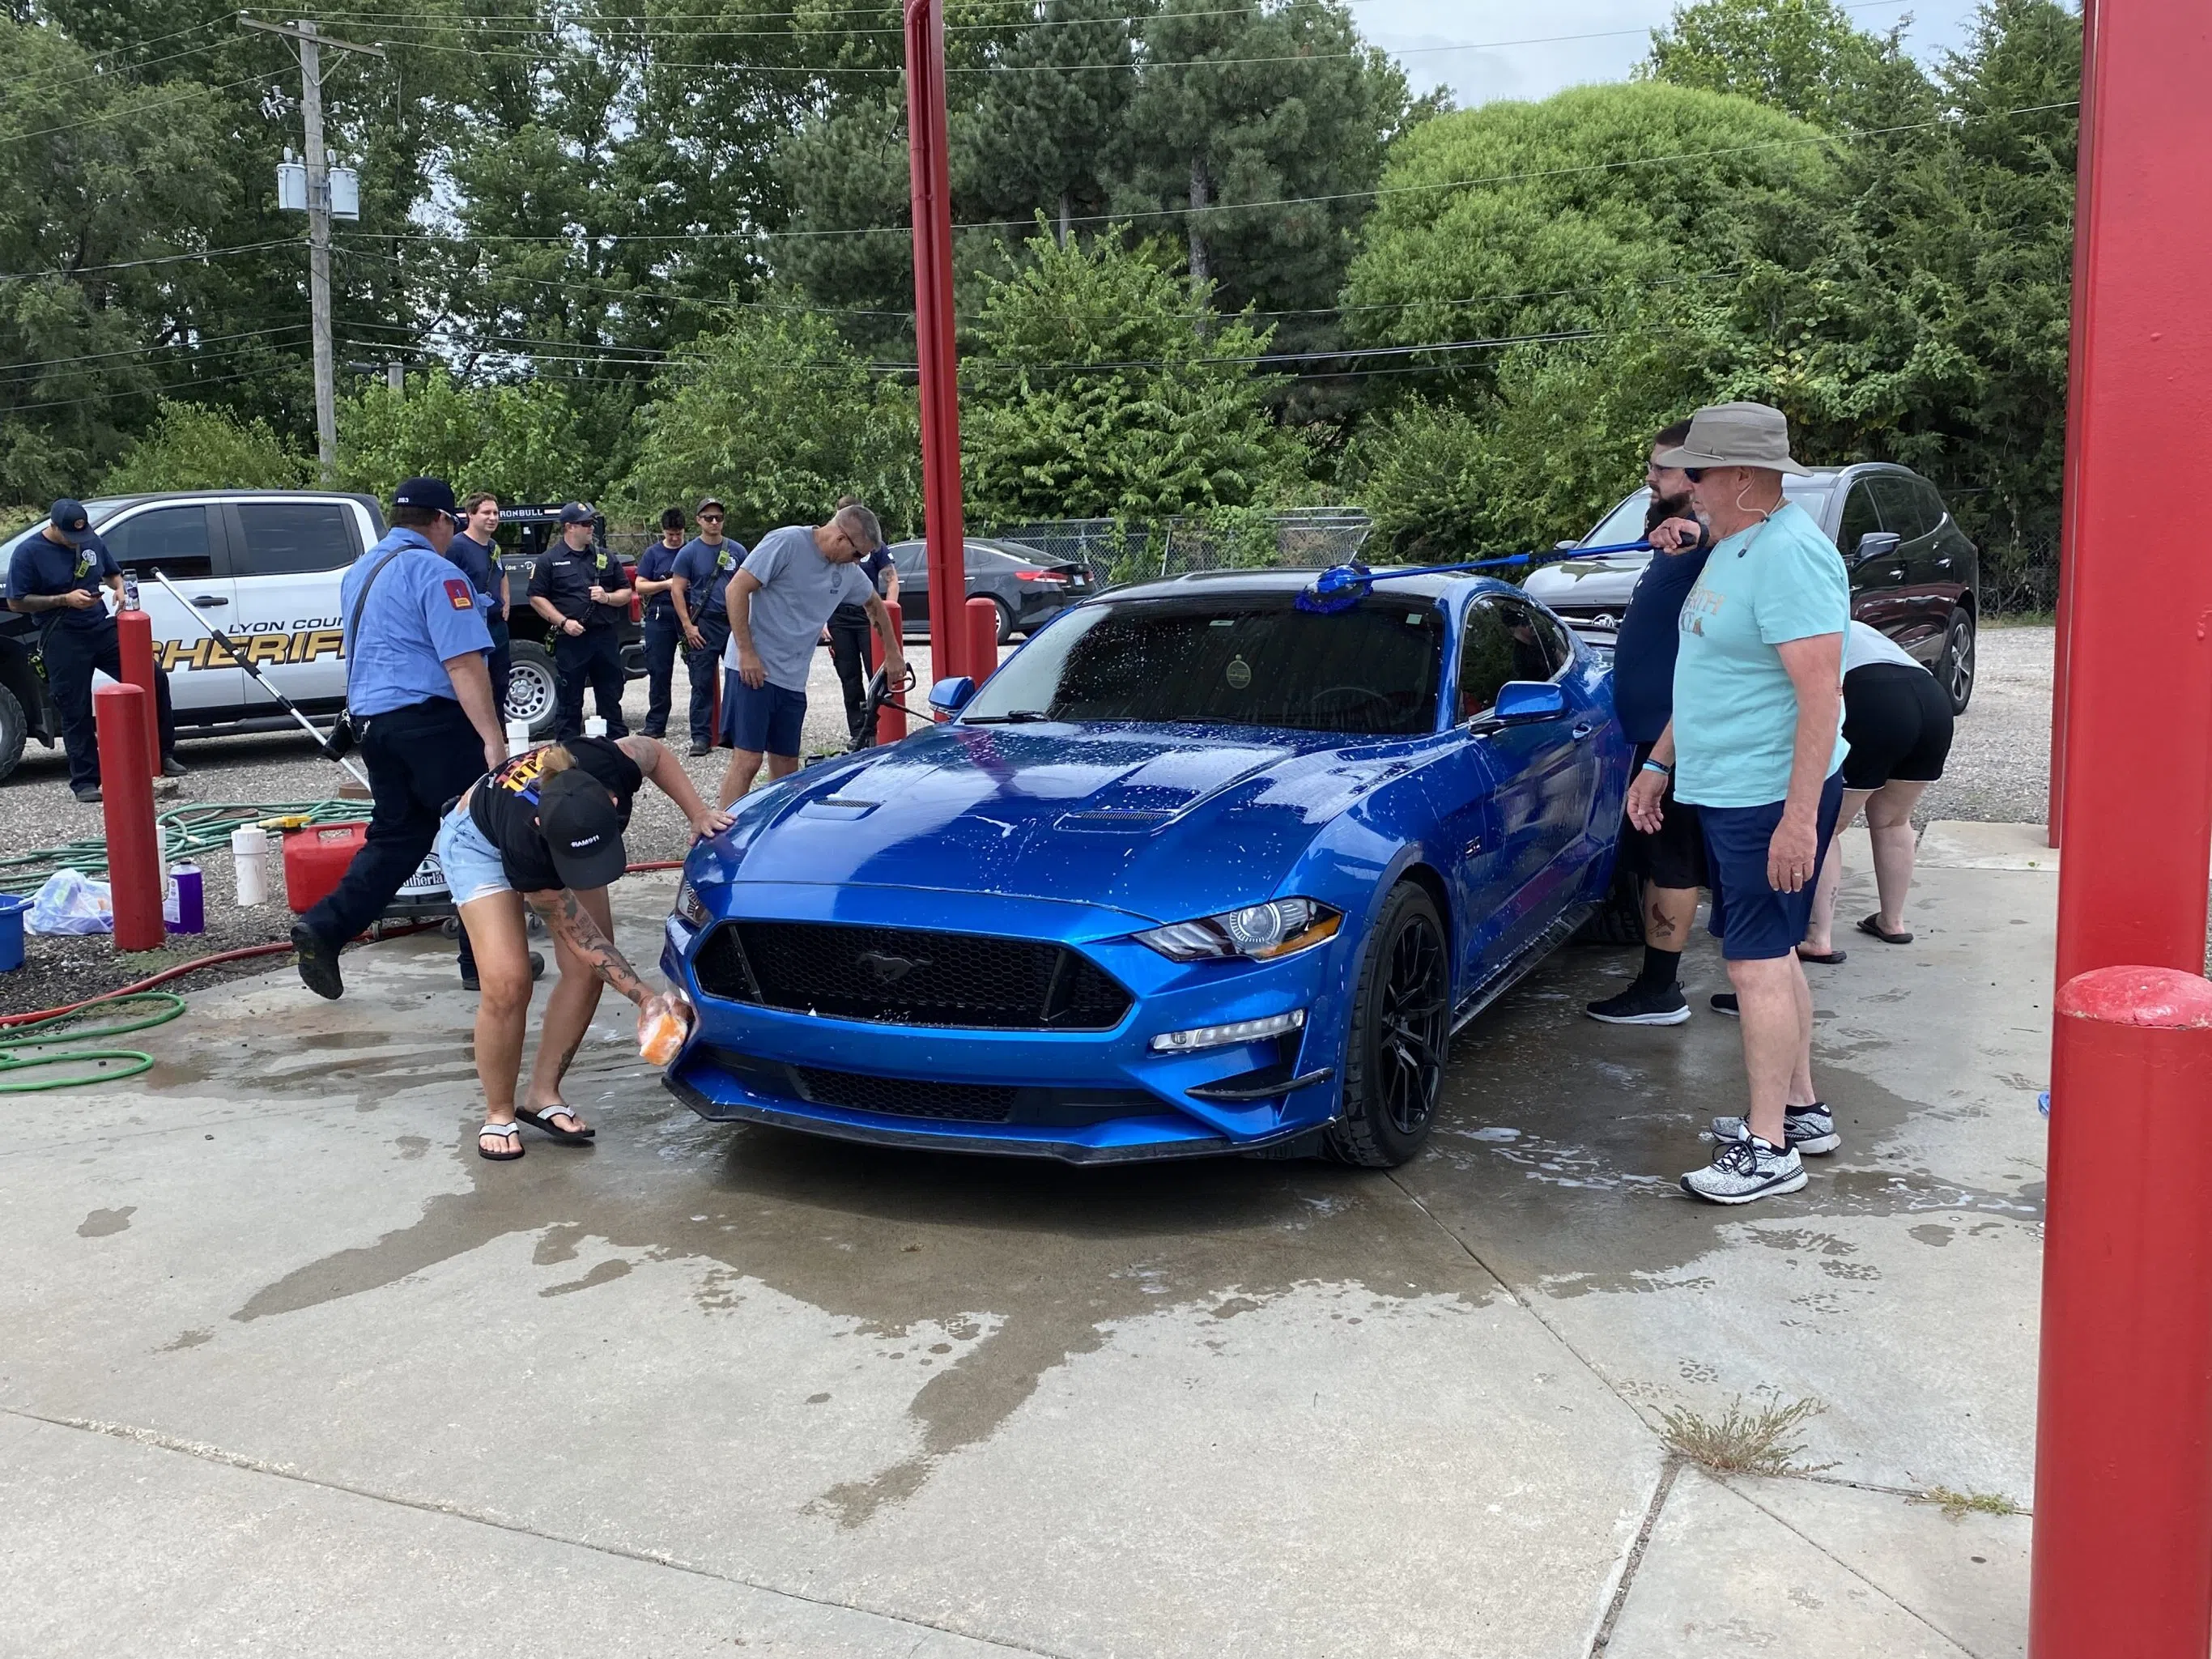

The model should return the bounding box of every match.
[447,492,511,713]
[633,508,686,739]
[668,497,744,755]
[1585,420,1713,1029]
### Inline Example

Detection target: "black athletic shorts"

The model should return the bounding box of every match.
[1840,663,1954,790]
[1619,740,1708,890]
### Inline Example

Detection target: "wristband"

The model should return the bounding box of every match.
[1641,759,1673,778]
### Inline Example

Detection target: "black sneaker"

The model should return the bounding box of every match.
[291,921,344,1000]
[687,741,711,758]
[160,756,189,777]
[1711,992,1739,1017]
[1712,1104,1840,1156]
[74,786,101,804]
[460,951,545,993]
[1585,981,1691,1026]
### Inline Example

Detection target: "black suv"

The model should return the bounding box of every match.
[1522,463,1981,712]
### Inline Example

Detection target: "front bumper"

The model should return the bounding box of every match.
[659,883,1351,1163]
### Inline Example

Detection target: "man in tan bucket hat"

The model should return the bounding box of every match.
[1625,401,1850,1204]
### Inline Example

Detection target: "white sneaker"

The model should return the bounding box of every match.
[1711,1104,1840,1156]
[1682,1134,1806,1204]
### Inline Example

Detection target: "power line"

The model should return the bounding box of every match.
[1,361,307,415]
[0,323,312,374]
[0,17,228,89]
[0,69,290,145]
[0,334,318,391]
[0,240,303,285]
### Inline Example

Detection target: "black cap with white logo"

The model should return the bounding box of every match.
[48,499,91,544]
[393,477,459,516]
[537,766,627,890]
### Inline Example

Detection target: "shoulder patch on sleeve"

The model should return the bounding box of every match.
[444,578,474,610]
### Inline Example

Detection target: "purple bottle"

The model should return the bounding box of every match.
[168,864,205,934]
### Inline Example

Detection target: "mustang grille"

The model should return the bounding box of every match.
[694,921,1131,1031]
[793,1066,1017,1123]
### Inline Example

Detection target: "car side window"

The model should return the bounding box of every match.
[1866,474,1932,541]
[892,545,924,580]
[1913,479,1952,534]
[101,504,215,580]
[1529,606,1576,677]
[232,501,360,576]
[1836,482,1882,554]
[1458,600,1542,720]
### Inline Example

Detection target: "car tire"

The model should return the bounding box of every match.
[505,640,559,739]
[0,681,25,785]
[992,595,1014,644]
[1325,882,1450,1169]
[1940,607,1976,715]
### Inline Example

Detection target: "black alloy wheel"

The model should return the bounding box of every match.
[1941,608,1976,715]
[1326,883,1451,1168]
[0,680,26,784]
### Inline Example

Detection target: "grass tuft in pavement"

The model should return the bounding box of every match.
[1658,1395,1836,1478]
[1911,1485,2026,1521]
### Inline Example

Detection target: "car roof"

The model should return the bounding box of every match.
[1108,567,1500,604]
[86,489,379,514]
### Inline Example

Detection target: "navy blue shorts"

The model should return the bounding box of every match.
[1699,770,1847,960]
[725,677,807,756]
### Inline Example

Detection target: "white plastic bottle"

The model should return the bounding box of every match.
[232,823,269,906]
[584,716,608,738]
[505,719,531,753]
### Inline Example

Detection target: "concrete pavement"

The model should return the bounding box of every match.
[0,830,2050,1657]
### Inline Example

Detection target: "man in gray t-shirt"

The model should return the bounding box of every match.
[717,503,905,806]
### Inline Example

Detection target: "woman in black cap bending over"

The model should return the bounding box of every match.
[432,734,732,1159]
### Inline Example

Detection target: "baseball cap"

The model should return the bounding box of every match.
[48,499,91,543]
[393,477,459,515]
[537,767,627,890]
[557,501,595,525]
[696,496,726,516]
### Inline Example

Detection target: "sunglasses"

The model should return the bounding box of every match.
[1683,468,1707,482]
[699,513,724,523]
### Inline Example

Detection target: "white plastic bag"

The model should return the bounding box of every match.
[27,870,114,936]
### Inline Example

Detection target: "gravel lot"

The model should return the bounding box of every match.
[0,626,2054,1015]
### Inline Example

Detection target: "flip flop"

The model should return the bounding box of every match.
[1857,913,1913,945]
[516,1104,595,1144]
[1795,946,1848,964]
[478,1122,524,1162]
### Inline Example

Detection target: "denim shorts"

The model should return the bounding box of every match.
[432,803,512,905]
[1699,770,1846,960]
[725,677,808,756]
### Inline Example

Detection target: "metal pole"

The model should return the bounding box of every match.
[903,0,969,682]
[2046,0,2212,989]
[299,21,338,482]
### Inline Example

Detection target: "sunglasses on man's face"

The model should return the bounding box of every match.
[1683,467,1707,482]
[700,513,724,524]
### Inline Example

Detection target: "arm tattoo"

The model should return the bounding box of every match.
[528,891,649,1004]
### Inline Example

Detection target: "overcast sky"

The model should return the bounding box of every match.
[1358,0,1991,109]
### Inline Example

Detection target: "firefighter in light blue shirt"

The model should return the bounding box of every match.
[291,477,521,1002]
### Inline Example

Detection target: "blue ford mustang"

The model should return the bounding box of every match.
[661,568,1629,1166]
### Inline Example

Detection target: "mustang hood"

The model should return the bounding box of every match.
[725,722,1414,923]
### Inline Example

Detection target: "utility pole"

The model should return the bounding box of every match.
[241,15,383,483]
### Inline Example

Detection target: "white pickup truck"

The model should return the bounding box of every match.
[0,490,632,782]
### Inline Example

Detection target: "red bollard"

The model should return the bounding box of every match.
[94,683,164,951]
[964,595,999,688]
[2030,966,2212,1658]
[116,606,160,778]
[871,599,906,743]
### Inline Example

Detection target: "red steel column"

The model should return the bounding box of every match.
[115,606,160,778]
[2048,0,2212,985]
[870,599,907,743]
[94,683,164,951]
[2046,0,2099,849]
[904,0,971,683]
[2031,968,2212,1657]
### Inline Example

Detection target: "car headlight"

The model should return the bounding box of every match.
[1136,898,1341,962]
[673,879,710,928]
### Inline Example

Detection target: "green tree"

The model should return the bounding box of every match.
[103,402,314,492]
[1639,0,1937,133]
[622,307,921,536]
[961,225,1311,523]
[338,368,598,504]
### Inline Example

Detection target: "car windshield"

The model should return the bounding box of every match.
[959,591,1444,736]
[1582,482,1835,546]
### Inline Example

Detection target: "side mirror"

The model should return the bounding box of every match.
[1554,539,1580,552]
[1854,530,1903,564]
[928,676,976,715]
[1493,680,1568,722]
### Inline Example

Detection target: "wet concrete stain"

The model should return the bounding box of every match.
[77,1206,134,1238]
[159,1328,213,1351]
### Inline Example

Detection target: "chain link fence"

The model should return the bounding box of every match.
[1980,535,2059,616]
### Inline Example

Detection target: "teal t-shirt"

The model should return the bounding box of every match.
[1670,500,1849,808]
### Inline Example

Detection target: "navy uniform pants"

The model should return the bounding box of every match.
[684,615,730,748]
[302,697,485,947]
[642,613,681,738]
[41,620,179,794]
[553,625,628,742]
[827,604,874,748]
[486,615,513,718]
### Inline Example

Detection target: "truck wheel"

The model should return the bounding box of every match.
[505,641,559,739]
[0,682,24,783]
[1325,882,1449,1169]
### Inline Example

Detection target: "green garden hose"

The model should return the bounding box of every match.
[0,798,364,895]
[0,992,185,1091]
